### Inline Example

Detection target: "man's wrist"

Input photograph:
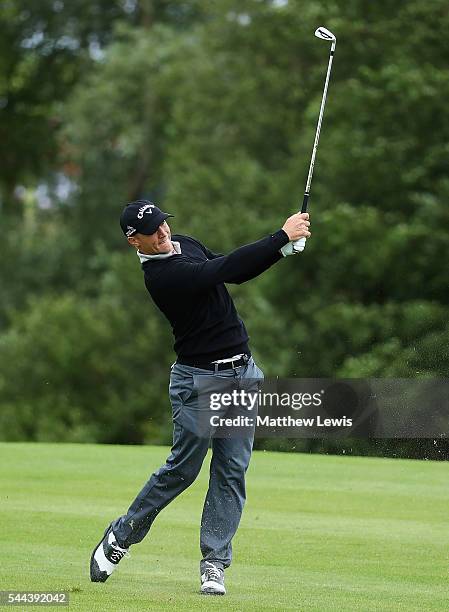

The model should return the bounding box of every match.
[271,228,290,247]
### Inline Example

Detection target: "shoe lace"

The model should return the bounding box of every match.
[110,542,130,563]
[205,564,221,581]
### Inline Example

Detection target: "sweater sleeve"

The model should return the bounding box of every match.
[228,249,284,284]
[162,229,289,292]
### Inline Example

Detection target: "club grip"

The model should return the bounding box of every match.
[301,192,309,213]
[291,193,309,252]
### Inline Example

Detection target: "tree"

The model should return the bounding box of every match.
[0,0,206,218]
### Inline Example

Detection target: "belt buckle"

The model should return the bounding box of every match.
[231,355,244,369]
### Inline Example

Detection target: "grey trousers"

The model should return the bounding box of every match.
[111,357,263,571]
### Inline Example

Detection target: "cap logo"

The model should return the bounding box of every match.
[126,225,136,236]
[137,203,154,219]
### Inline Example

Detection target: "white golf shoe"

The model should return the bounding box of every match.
[90,525,130,582]
[200,561,226,595]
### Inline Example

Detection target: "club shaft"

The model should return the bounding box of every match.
[301,40,336,213]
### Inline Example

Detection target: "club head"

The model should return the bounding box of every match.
[314,26,336,42]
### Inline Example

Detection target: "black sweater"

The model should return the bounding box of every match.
[141,229,289,367]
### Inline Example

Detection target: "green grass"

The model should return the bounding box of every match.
[0,443,448,611]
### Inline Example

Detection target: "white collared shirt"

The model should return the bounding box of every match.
[137,241,182,264]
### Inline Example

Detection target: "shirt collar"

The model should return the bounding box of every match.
[137,240,181,263]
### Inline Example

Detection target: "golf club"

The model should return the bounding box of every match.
[293,26,337,253]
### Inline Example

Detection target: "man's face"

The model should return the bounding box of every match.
[128,221,173,254]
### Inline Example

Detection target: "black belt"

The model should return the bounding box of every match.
[178,354,250,371]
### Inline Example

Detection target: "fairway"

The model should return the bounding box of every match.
[1,443,448,611]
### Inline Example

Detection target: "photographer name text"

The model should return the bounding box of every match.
[210,415,353,428]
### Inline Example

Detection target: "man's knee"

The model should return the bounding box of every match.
[173,460,203,487]
[162,446,207,487]
[211,454,247,484]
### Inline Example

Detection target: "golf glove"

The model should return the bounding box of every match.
[280,242,297,257]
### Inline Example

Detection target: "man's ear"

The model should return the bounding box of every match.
[127,236,139,249]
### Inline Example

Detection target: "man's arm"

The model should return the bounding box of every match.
[225,249,283,285]
[196,237,283,284]
[164,230,288,292]
[188,237,276,284]
[200,242,280,284]
[206,212,311,284]
[160,213,310,293]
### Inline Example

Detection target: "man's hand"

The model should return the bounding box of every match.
[280,213,311,256]
[282,212,311,241]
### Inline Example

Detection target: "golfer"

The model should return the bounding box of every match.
[90,199,311,595]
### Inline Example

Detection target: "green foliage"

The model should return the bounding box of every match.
[0,0,130,214]
[0,0,207,216]
[62,23,183,248]
[0,285,173,444]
